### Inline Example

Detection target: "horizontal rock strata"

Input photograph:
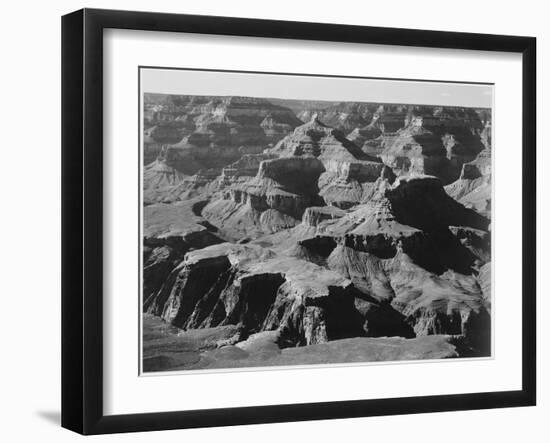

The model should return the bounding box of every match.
[142,94,492,370]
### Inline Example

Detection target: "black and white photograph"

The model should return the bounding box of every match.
[141,68,493,373]
[0,0,545,440]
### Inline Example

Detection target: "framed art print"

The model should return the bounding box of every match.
[61,8,536,434]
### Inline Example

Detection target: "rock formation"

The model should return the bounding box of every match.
[142,94,492,371]
[142,200,224,304]
[379,113,485,184]
[143,95,303,203]
[444,121,492,217]
[296,102,375,132]
[267,115,385,208]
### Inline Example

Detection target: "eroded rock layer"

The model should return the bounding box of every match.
[142,94,492,371]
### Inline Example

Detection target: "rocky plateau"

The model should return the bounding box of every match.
[142,93,492,371]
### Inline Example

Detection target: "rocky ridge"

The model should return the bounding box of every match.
[142,94,492,371]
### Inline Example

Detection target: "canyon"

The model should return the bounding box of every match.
[142,93,492,372]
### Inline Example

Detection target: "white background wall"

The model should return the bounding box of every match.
[0,0,546,441]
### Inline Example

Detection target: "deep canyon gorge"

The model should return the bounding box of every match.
[141,93,492,372]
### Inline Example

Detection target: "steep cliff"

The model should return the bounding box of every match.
[142,201,224,305]
[268,115,385,208]
[145,243,366,346]
[379,113,485,184]
[296,102,375,132]
[146,175,490,356]
[259,175,491,348]
[444,125,492,218]
[143,95,303,203]
[142,94,492,371]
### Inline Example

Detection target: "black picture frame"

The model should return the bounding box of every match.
[61,8,537,435]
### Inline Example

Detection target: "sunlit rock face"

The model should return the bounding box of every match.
[142,93,492,371]
[295,102,376,132]
[143,95,304,204]
[145,175,491,354]
[444,120,492,218]
[150,96,303,174]
[266,115,385,209]
[378,111,486,185]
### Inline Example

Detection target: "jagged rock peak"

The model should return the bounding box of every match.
[267,114,378,163]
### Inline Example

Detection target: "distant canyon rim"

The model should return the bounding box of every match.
[141,93,492,372]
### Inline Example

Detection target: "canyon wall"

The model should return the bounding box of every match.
[142,94,492,370]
